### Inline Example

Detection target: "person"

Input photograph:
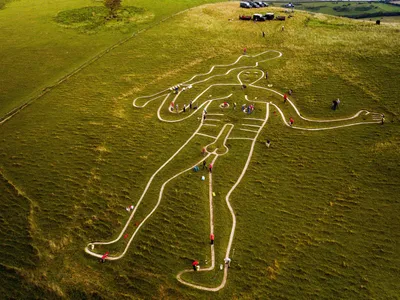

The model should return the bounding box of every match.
[266,139,271,148]
[203,160,207,169]
[202,147,206,156]
[101,252,109,263]
[210,233,215,245]
[224,257,231,268]
[336,98,340,109]
[265,71,268,80]
[243,47,247,55]
[289,117,294,127]
[381,114,385,125]
[332,100,338,111]
[281,25,285,31]
[283,94,288,103]
[175,103,179,113]
[192,260,199,271]
[203,113,206,120]
[189,100,192,110]
[262,31,265,38]
[242,84,247,89]
[209,163,213,173]
[183,105,186,113]
[288,89,292,96]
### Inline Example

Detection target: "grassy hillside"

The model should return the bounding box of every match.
[0,1,399,298]
[0,0,219,118]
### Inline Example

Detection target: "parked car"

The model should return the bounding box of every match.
[239,15,252,20]
[261,1,269,7]
[276,15,286,21]
[264,13,274,20]
[240,1,251,8]
[253,13,266,21]
[249,2,260,8]
[256,2,267,7]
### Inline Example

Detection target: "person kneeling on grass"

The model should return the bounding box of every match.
[192,260,200,271]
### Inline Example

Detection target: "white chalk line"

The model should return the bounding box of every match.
[227,137,254,141]
[176,123,240,291]
[242,124,262,128]
[240,128,259,133]
[86,50,382,291]
[197,132,217,139]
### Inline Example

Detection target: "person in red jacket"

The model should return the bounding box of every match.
[209,163,213,173]
[289,117,294,127]
[192,260,199,271]
[283,94,288,103]
[210,233,215,245]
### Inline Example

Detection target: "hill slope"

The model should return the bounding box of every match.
[0,2,399,298]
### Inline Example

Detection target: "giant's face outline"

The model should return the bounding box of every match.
[237,69,264,86]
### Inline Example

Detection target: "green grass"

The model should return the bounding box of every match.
[295,2,400,19]
[0,0,220,118]
[0,1,399,298]
[366,15,400,22]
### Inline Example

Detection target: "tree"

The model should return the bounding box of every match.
[104,0,121,17]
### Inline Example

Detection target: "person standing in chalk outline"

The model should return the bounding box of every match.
[210,233,214,245]
[289,117,294,127]
[224,257,231,268]
[283,93,288,103]
[209,163,213,173]
[202,147,206,156]
[266,139,271,148]
[175,103,179,113]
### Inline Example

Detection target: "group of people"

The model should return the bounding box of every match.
[170,100,197,113]
[241,104,255,114]
[202,158,213,173]
[191,233,232,271]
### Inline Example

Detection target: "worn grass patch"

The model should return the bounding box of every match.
[54,6,152,33]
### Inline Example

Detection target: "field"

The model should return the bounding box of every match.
[1,0,400,299]
[0,0,220,118]
[366,15,400,22]
[294,1,400,19]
